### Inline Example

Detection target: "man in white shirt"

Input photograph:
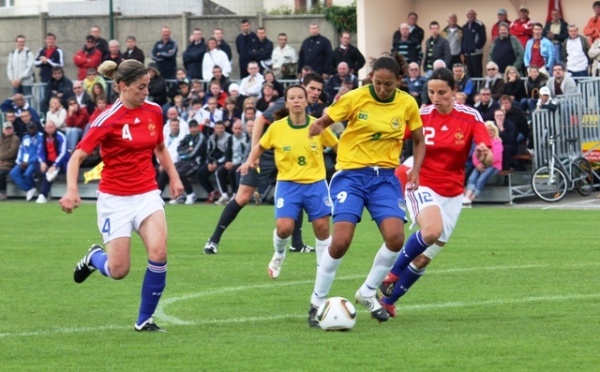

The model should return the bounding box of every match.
[271,32,298,79]
[163,106,189,140]
[7,35,35,95]
[238,61,264,98]
[562,24,592,77]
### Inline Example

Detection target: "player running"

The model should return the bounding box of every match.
[307,54,426,326]
[240,85,338,278]
[202,73,326,255]
[378,67,493,317]
[60,60,183,332]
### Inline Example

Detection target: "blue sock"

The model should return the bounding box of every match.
[90,250,111,277]
[390,231,430,277]
[136,260,167,326]
[383,263,425,304]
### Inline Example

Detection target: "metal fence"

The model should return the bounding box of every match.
[530,78,600,170]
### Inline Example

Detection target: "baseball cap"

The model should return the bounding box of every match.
[178,78,190,86]
[2,122,13,129]
[519,6,529,11]
[228,83,240,93]
[497,8,507,15]
[540,87,551,96]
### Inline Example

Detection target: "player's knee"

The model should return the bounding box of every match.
[275,224,293,239]
[235,188,252,205]
[109,262,130,279]
[385,232,405,252]
[312,220,330,240]
[420,226,442,245]
[329,237,351,258]
[148,250,167,264]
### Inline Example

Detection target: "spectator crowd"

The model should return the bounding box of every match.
[2,2,600,204]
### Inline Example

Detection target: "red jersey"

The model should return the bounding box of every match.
[419,103,491,197]
[77,99,164,196]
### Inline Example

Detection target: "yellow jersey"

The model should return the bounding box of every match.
[326,84,422,170]
[260,115,338,183]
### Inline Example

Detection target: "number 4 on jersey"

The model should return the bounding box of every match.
[122,124,133,141]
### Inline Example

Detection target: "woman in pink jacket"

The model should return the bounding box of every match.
[462,121,503,206]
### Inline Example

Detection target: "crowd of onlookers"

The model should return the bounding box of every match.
[0,19,366,204]
[2,2,600,204]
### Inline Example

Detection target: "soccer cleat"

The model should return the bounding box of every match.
[289,244,315,253]
[213,195,230,206]
[378,273,398,298]
[355,289,389,323]
[36,194,47,204]
[203,240,218,255]
[26,187,37,202]
[185,193,197,205]
[378,296,397,318]
[308,304,320,328]
[73,244,104,284]
[134,317,165,332]
[268,252,286,279]
[169,195,184,204]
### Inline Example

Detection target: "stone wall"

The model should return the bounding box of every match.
[0,13,338,99]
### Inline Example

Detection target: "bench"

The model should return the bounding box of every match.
[5,170,210,201]
[474,150,535,205]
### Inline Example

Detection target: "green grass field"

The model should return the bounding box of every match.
[1,201,599,371]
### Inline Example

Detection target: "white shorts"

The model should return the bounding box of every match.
[405,186,463,259]
[96,189,165,244]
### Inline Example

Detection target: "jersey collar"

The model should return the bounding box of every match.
[287,116,310,129]
[369,84,396,103]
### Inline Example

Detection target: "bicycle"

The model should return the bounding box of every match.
[531,133,594,202]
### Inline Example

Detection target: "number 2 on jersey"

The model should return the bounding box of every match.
[424,127,435,145]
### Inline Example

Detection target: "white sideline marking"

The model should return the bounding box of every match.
[2,263,599,338]
[2,293,599,338]
[154,262,600,325]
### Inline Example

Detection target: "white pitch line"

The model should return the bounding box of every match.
[2,293,599,338]
[3,263,599,338]
[154,262,600,325]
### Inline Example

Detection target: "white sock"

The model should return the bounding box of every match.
[272,229,289,254]
[222,192,229,198]
[315,235,331,267]
[360,243,400,297]
[310,248,342,306]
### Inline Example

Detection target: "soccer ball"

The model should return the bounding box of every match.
[316,297,357,331]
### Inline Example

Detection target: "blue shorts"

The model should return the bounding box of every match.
[329,167,407,225]
[274,180,332,221]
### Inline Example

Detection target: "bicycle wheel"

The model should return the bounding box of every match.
[531,166,568,202]
[573,157,594,196]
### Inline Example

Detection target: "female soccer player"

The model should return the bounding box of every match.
[240,85,338,279]
[307,54,426,326]
[379,67,493,317]
[59,59,184,332]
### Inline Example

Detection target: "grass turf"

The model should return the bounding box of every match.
[1,201,599,371]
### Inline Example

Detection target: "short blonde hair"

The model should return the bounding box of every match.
[485,121,500,139]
